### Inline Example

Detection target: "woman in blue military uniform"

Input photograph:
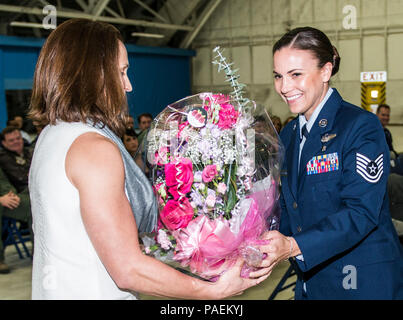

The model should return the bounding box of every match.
[255,27,403,299]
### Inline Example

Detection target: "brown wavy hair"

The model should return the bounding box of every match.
[29,18,128,136]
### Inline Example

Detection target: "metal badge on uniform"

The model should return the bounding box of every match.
[306,152,339,175]
[318,119,328,128]
[356,153,383,183]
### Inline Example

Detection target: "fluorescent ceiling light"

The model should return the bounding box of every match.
[131,32,164,38]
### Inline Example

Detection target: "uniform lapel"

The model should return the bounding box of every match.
[287,121,300,200]
[298,89,343,186]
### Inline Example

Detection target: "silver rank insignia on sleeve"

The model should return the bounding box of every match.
[356,153,383,183]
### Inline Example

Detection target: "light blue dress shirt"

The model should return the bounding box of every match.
[295,88,333,292]
[298,87,334,169]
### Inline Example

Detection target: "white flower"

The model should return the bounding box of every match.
[197,183,206,191]
[206,194,216,207]
[211,126,221,138]
[200,127,208,137]
[217,182,227,194]
[237,165,246,177]
[194,171,203,183]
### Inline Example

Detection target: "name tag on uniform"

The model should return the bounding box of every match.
[307,152,339,175]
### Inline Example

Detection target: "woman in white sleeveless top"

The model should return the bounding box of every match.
[28,19,270,300]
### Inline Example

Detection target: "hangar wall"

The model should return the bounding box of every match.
[191,0,403,151]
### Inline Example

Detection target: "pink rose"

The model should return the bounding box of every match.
[202,165,217,183]
[160,198,194,231]
[165,158,194,200]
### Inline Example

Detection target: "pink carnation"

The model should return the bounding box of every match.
[202,165,217,183]
[218,103,239,129]
[211,93,229,105]
[157,229,172,250]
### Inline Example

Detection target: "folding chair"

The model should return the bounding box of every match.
[1,217,31,259]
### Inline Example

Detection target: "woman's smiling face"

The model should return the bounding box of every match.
[273,47,332,121]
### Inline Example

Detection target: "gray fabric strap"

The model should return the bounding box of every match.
[93,123,158,233]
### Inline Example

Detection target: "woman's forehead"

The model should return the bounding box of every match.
[273,48,318,70]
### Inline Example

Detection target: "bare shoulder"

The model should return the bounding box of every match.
[65,132,124,188]
[69,132,118,155]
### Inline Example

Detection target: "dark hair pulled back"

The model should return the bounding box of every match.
[273,27,340,76]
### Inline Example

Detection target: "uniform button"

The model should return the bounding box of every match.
[297,226,302,233]
[293,202,298,209]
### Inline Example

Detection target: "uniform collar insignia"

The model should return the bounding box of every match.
[318,119,328,127]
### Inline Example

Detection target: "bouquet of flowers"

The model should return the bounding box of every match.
[141,47,284,280]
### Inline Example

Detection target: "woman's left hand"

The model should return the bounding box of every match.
[256,230,300,271]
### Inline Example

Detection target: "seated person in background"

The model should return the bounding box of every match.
[0,168,32,274]
[123,128,139,158]
[0,126,33,193]
[377,104,395,153]
[136,113,153,146]
[376,104,403,175]
[123,129,149,177]
[7,119,31,146]
[270,115,282,134]
[126,116,134,130]
[9,116,33,145]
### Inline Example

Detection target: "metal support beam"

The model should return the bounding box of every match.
[88,0,96,12]
[76,0,89,13]
[132,0,168,23]
[180,0,222,49]
[136,0,202,46]
[116,0,125,18]
[105,6,122,19]
[92,0,110,17]
[0,4,194,31]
